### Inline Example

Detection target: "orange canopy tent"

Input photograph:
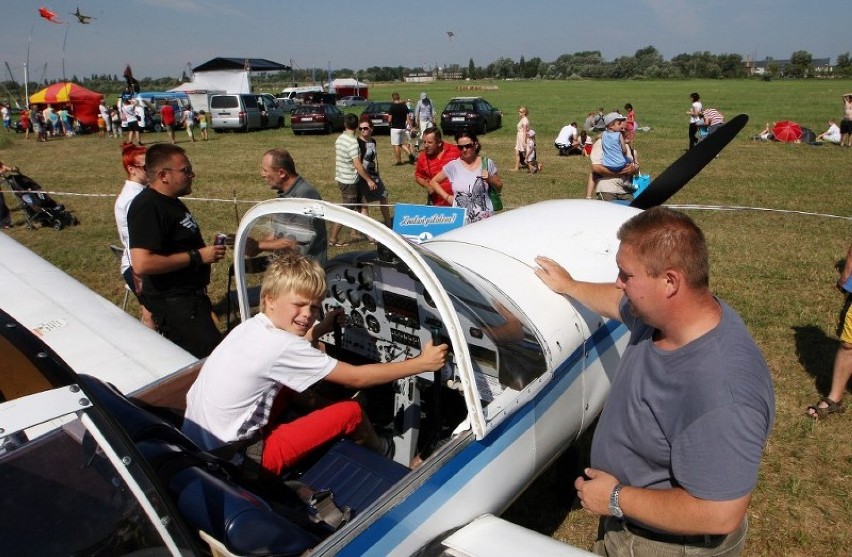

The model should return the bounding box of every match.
[29,82,103,129]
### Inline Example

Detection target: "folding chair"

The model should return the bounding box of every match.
[108,244,133,311]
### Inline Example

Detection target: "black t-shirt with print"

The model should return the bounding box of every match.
[127,187,209,295]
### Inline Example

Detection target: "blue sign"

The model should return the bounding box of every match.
[393,204,466,243]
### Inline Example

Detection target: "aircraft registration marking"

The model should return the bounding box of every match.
[31,318,69,337]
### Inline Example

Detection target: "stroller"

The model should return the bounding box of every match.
[2,169,78,230]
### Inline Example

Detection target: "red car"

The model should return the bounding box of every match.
[291,104,345,135]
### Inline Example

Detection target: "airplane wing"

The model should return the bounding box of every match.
[0,234,196,394]
[439,514,595,556]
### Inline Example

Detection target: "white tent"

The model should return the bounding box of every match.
[187,58,292,94]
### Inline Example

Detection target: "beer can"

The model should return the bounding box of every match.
[214,233,228,246]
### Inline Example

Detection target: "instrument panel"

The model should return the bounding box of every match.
[320,253,499,378]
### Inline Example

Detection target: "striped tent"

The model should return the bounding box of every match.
[29,82,103,128]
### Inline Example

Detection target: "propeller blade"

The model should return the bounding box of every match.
[630,113,749,209]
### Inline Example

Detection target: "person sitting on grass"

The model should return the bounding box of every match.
[182,251,448,476]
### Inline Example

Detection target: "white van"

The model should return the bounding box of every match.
[279,85,325,104]
[210,93,285,132]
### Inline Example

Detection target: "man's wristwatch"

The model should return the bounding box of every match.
[609,482,624,518]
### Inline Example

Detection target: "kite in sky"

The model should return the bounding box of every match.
[38,6,63,24]
[447,31,454,41]
[70,6,96,24]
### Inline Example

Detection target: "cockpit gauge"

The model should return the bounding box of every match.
[349,310,364,328]
[365,314,381,333]
[358,267,375,290]
[362,293,377,313]
[347,289,361,308]
[332,284,346,303]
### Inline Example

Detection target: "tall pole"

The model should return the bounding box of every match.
[25,24,33,104]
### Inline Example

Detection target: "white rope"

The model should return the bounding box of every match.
[667,204,852,221]
[6,190,850,221]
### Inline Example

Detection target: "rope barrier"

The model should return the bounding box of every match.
[6,190,849,221]
[668,204,852,221]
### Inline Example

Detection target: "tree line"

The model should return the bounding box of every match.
[2,46,850,104]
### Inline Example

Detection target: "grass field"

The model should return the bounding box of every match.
[1,79,851,556]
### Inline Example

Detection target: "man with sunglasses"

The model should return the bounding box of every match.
[128,143,226,358]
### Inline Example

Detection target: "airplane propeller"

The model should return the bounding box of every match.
[631,113,748,209]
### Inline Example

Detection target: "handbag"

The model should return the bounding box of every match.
[482,156,503,211]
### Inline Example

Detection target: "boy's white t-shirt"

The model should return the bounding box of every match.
[182,312,337,450]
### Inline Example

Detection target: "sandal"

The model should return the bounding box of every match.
[806,397,845,419]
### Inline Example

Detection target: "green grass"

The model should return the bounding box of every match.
[2,78,851,556]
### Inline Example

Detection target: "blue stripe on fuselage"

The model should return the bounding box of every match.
[338,319,627,556]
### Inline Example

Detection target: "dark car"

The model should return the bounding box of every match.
[440,97,502,136]
[290,104,345,135]
[360,101,393,134]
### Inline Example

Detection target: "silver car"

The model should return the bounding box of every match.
[336,96,369,107]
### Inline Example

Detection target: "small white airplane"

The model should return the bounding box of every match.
[0,116,747,556]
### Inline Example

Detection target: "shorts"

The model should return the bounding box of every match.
[262,399,362,475]
[337,181,358,206]
[839,295,852,345]
[357,175,389,203]
[126,121,140,132]
[840,119,852,135]
[390,128,407,146]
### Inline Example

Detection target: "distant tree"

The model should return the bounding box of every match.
[634,46,665,74]
[766,60,780,77]
[717,53,746,78]
[524,57,542,78]
[837,52,852,77]
[788,50,813,77]
[518,56,525,78]
[492,57,516,79]
[468,58,476,79]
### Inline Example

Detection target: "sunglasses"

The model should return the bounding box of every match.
[358,126,371,131]
[458,143,476,150]
[163,166,194,176]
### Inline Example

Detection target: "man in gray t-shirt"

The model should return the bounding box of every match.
[535,207,774,556]
[249,149,327,264]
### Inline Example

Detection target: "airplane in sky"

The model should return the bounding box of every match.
[0,116,746,556]
[70,6,97,24]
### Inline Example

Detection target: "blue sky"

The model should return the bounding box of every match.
[1,0,848,83]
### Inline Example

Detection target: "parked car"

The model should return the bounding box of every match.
[360,101,393,134]
[210,93,285,132]
[274,97,298,114]
[290,104,345,135]
[440,96,502,136]
[336,96,368,107]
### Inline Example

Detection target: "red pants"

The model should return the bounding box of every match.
[261,398,362,475]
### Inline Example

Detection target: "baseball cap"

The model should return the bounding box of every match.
[604,112,626,126]
[420,92,427,100]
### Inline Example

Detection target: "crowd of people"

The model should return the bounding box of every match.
[4,95,207,146]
